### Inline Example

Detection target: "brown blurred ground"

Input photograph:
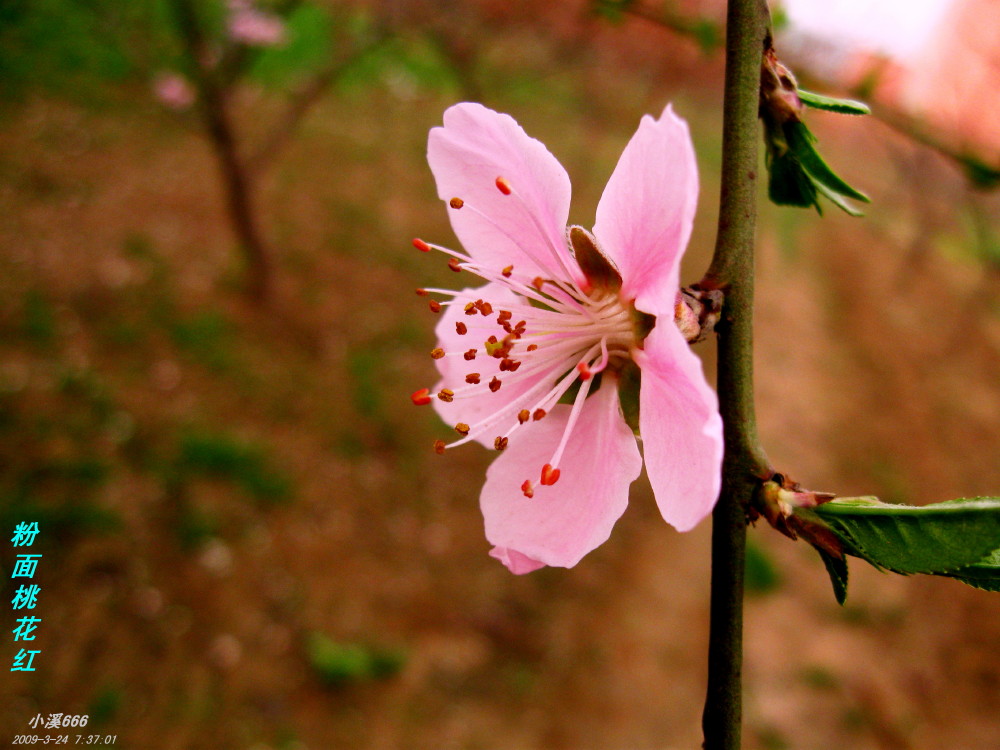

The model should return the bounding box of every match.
[1,4,999,749]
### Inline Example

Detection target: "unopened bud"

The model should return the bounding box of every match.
[675,287,723,343]
[760,48,803,125]
[757,476,836,538]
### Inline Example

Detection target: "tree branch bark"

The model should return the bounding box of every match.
[170,0,272,302]
[698,0,771,747]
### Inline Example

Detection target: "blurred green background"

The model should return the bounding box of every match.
[2,1,999,748]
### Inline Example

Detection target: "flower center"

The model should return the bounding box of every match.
[412,175,644,497]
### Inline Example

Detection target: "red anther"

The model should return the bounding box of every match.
[412,238,432,252]
[494,436,508,451]
[518,409,530,424]
[576,361,592,381]
[532,408,546,421]
[463,349,477,361]
[448,257,462,273]
[464,303,478,316]
[428,300,442,313]
[526,344,538,352]
[521,480,534,498]
[507,360,521,372]
[415,288,429,296]
[455,422,470,436]
[449,197,464,209]
[437,389,455,403]
[479,302,493,316]
[497,310,512,323]
[502,265,513,278]
[465,373,480,384]
[495,176,512,195]
[489,376,502,392]
[431,348,445,359]
[411,388,432,406]
[455,322,468,335]
[540,464,560,486]
[499,358,518,372]
[433,439,446,455]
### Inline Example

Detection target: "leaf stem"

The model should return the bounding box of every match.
[699,0,771,747]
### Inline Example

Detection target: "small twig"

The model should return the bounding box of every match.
[617,0,1000,189]
[610,1,724,52]
[247,35,387,173]
[867,103,1000,190]
[248,63,345,173]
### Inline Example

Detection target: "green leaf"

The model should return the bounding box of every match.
[745,538,782,595]
[692,20,721,53]
[814,180,864,217]
[767,150,819,210]
[798,89,871,116]
[813,496,1000,575]
[945,547,1000,592]
[817,547,849,605]
[786,121,870,203]
[250,3,333,87]
[306,632,406,687]
[591,0,638,22]
[960,155,1000,190]
[764,119,869,215]
[334,35,458,95]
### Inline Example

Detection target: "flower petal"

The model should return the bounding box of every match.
[481,379,642,573]
[431,283,548,448]
[592,105,699,318]
[635,322,723,532]
[428,103,579,283]
[488,547,546,575]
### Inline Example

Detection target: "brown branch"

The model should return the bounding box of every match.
[247,35,387,173]
[169,0,271,302]
[698,0,772,747]
[866,102,1000,190]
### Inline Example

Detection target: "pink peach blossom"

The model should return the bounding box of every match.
[413,103,723,574]
[227,6,286,47]
[153,73,195,111]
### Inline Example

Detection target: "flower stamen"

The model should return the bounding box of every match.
[415,178,641,466]
[540,464,560,486]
